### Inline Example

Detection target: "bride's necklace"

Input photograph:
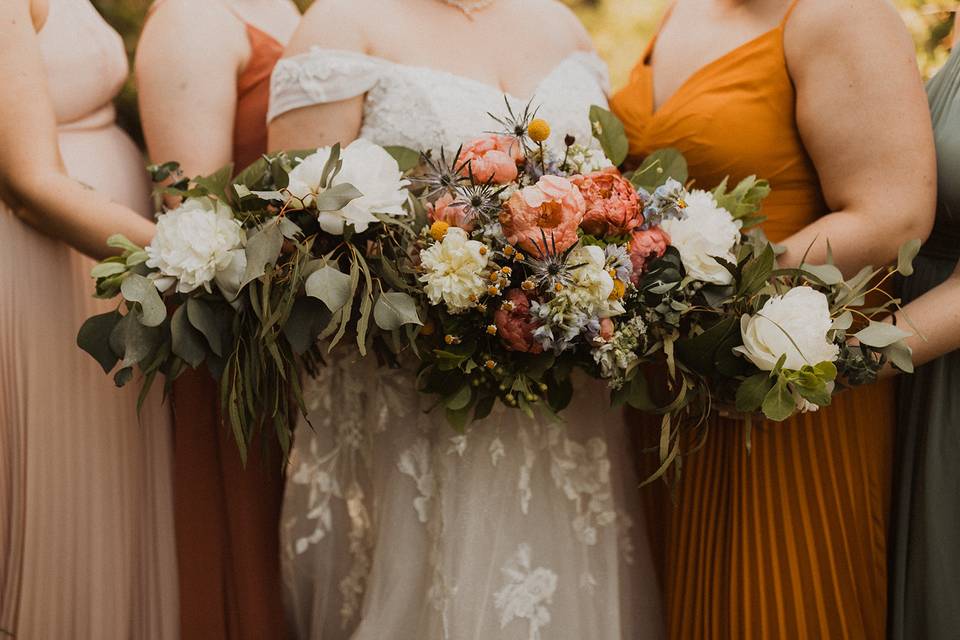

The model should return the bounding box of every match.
[439,0,496,18]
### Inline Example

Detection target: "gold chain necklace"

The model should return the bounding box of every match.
[439,0,496,18]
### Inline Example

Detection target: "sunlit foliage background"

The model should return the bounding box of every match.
[92,0,955,143]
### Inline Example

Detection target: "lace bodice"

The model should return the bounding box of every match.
[268,48,611,152]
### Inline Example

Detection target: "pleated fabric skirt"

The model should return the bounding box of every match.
[889,253,960,640]
[636,380,894,639]
[0,125,178,638]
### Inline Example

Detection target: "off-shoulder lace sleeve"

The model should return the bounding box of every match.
[574,51,612,97]
[268,48,383,122]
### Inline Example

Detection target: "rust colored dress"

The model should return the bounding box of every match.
[611,3,895,639]
[160,15,287,640]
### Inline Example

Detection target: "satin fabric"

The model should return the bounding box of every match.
[151,10,288,639]
[0,0,177,636]
[889,44,960,640]
[611,3,895,638]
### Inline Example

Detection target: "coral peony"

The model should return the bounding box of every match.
[460,134,523,184]
[573,171,643,236]
[427,193,475,231]
[499,175,586,256]
[628,227,671,282]
[494,289,543,354]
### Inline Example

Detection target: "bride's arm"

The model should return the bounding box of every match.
[268,0,366,151]
[778,0,936,276]
[0,0,155,259]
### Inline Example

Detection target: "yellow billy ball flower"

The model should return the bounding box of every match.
[610,279,627,300]
[430,220,450,242]
[527,119,551,143]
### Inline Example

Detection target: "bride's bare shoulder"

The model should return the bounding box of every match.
[288,0,396,56]
[526,0,594,52]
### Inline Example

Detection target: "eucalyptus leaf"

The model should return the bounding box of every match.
[77,310,123,373]
[800,263,844,286]
[384,145,422,172]
[736,373,774,413]
[114,366,134,387]
[282,297,332,355]
[314,183,363,212]
[831,310,854,333]
[120,273,166,327]
[305,265,353,312]
[171,305,207,368]
[882,340,914,374]
[106,234,142,253]
[240,223,284,289]
[589,105,629,166]
[854,321,911,348]
[186,298,225,357]
[897,238,923,277]
[91,262,128,279]
[373,292,422,330]
[110,311,161,368]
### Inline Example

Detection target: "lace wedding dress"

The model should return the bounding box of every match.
[269,48,664,640]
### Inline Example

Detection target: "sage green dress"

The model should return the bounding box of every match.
[889,45,960,640]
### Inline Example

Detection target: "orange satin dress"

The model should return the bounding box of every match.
[611,4,895,639]
[166,20,287,640]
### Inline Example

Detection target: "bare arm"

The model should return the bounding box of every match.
[0,0,155,259]
[780,0,937,275]
[268,0,367,151]
[137,0,246,178]
[886,260,960,371]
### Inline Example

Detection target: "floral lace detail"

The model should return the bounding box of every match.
[397,438,437,524]
[494,544,559,640]
[268,49,610,156]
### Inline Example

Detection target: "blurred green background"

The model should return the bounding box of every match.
[93,0,955,145]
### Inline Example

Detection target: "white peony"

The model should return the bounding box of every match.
[734,286,840,371]
[563,244,623,317]
[146,197,246,296]
[286,139,409,235]
[419,227,489,313]
[659,190,741,285]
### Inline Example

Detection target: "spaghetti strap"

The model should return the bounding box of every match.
[781,0,802,26]
[643,2,677,64]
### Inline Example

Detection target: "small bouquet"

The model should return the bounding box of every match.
[615,160,918,480]
[78,141,423,458]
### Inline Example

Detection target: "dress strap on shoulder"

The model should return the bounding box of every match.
[780,0,802,26]
[267,48,384,123]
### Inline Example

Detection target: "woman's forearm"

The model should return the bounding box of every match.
[10,171,155,260]
[778,208,931,276]
[893,266,960,370]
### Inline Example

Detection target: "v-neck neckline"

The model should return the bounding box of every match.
[643,5,786,118]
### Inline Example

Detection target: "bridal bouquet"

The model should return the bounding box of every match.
[78,142,423,457]
[401,103,917,438]
[407,105,680,427]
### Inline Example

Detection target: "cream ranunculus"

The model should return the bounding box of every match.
[286,139,409,235]
[146,197,246,295]
[734,286,840,371]
[419,227,490,313]
[563,244,623,318]
[659,190,740,285]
